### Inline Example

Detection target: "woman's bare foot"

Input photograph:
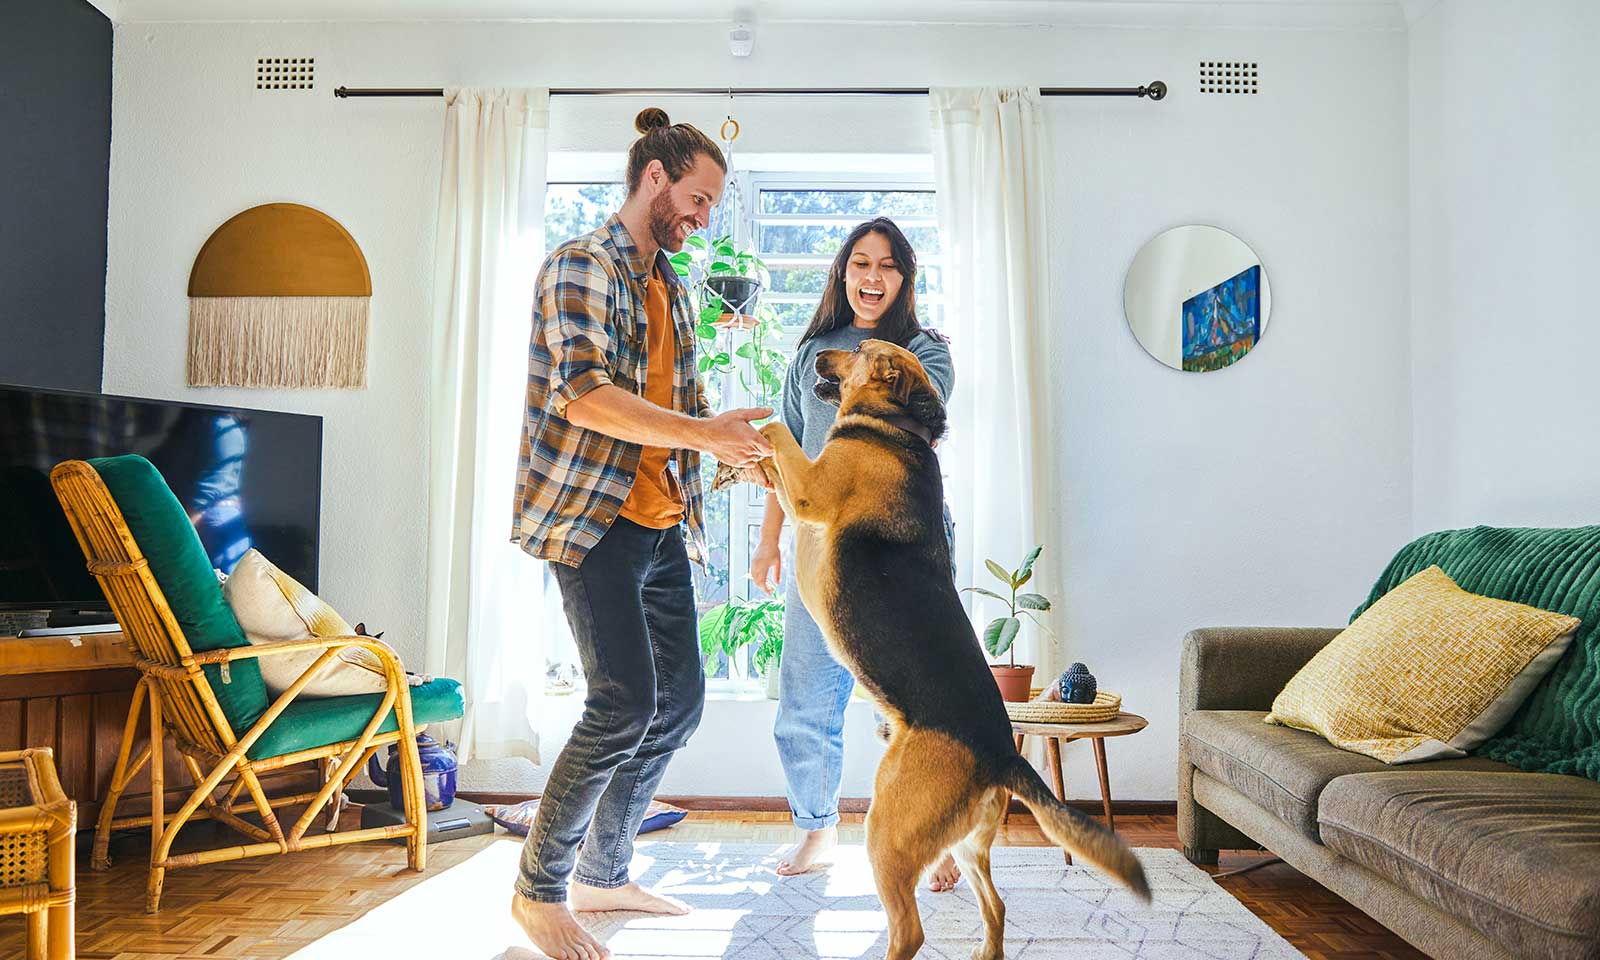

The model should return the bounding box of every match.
[510,892,609,960]
[776,825,838,876]
[569,880,690,915]
[927,853,963,892]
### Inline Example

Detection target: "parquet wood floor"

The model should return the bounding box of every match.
[1,807,1427,960]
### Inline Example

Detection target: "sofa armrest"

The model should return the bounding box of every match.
[1177,626,1342,862]
[1180,626,1342,716]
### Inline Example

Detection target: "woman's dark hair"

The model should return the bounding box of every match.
[798,217,937,348]
[626,108,727,197]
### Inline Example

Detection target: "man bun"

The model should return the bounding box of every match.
[635,108,671,134]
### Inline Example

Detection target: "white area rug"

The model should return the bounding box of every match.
[289,840,1306,959]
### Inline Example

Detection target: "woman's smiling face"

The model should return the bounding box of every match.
[844,230,903,326]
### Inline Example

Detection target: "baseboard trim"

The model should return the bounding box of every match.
[446,791,1175,818]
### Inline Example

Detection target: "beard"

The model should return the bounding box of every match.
[647,190,689,252]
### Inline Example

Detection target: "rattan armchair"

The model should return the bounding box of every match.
[49,457,462,912]
[0,748,74,959]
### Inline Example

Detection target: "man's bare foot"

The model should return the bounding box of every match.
[776,825,838,876]
[927,852,963,892]
[569,880,690,915]
[510,892,609,960]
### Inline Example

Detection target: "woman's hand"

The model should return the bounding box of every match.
[750,539,782,596]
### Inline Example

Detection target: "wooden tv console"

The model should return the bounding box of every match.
[0,630,315,828]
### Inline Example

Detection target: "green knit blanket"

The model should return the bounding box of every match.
[1353,525,1600,782]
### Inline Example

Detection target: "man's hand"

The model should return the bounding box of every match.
[750,539,782,596]
[699,408,774,467]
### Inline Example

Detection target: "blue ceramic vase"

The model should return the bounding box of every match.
[367,733,458,811]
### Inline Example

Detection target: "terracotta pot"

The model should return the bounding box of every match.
[990,664,1036,702]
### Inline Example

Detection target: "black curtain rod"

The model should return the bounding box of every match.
[334,82,1167,100]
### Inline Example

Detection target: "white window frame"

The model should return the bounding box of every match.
[539,160,939,694]
[715,170,940,692]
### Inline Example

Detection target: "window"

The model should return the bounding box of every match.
[540,170,940,691]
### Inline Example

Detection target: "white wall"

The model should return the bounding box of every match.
[104,17,1411,801]
[1409,0,1600,534]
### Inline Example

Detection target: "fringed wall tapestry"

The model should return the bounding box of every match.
[187,202,372,389]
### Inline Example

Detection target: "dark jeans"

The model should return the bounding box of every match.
[515,517,706,902]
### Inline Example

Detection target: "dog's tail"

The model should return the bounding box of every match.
[999,757,1151,902]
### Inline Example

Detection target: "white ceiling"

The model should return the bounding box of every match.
[88,0,1418,30]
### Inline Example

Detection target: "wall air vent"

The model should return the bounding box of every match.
[257,57,315,91]
[1200,61,1257,95]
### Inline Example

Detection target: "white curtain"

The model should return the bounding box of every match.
[930,87,1063,682]
[425,87,560,764]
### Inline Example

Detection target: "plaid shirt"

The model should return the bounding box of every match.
[512,214,713,568]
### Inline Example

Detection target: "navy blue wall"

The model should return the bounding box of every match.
[1,1,111,392]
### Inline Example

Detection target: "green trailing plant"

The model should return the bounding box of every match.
[669,234,787,408]
[698,594,785,678]
[962,545,1054,667]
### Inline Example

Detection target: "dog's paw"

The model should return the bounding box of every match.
[710,461,743,492]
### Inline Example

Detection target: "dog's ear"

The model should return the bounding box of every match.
[872,355,914,405]
[907,385,948,441]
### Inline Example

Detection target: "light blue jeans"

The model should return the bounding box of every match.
[772,503,956,830]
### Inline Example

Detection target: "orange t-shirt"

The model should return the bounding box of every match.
[617,265,686,529]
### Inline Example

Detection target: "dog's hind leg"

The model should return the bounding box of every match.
[867,729,983,960]
[951,786,1010,960]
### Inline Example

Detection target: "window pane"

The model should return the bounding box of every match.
[759,222,942,258]
[760,189,936,218]
[767,300,820,331]
[766,266,831,297]
[545,183,626,251]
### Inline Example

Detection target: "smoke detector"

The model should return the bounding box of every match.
[729,23,755,57]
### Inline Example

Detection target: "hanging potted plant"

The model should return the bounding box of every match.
[699,594,786,698]
[669,234,787,407]
[962,545,1053,702]
[700,235,764,329]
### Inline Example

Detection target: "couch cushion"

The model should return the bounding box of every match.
[1320,771,1600,960]
[246,676,465,760]
[90,455,271,734]
[1355,524,1600,782]
[1268,565,1577,764]
[1183,710,1511,843]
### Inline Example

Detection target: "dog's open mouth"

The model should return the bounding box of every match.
[813,373,841,406]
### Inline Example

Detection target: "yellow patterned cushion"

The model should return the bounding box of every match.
[222,549,391,698]
[1266,565,1579,763]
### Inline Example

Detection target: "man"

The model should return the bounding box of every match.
[509,109,772,960]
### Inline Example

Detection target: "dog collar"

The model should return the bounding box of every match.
[880,414,935,446]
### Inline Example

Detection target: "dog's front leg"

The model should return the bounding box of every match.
[759,422,832,525]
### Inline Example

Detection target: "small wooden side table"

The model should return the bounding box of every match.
[0,748,76,959]
[1008,712,1149,863]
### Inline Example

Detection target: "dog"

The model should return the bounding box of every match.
[714,339,1149,960]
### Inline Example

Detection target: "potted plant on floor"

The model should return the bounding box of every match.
[698,594,786,698]
[963,545,1053,701]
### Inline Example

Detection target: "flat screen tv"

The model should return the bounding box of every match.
[0,384,322,617]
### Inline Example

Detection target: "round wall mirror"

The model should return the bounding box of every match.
[1123,225,1270,372]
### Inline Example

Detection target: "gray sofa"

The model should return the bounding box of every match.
[1179,627,1600,960]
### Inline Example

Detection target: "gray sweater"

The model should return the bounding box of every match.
[781,323,955,458]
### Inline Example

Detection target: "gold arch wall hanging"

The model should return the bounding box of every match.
[187,202,372,389]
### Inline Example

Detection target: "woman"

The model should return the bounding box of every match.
[750,217,962,889]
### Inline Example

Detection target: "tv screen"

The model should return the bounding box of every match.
[0,384,322,614]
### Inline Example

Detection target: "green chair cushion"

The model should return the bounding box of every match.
[246,676,465,760]
[89,455,271,733]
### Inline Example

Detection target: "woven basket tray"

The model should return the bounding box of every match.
[1005,691,1121,724]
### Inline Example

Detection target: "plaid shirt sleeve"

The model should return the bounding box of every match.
[695,373,714,419]
[540,247,617,417]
